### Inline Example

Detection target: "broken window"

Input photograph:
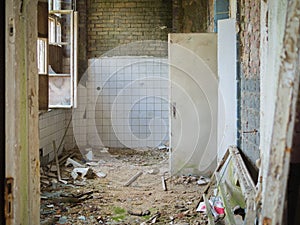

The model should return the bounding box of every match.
[48,17,62,44]
[37,38,47,75]
[37,3,78,109]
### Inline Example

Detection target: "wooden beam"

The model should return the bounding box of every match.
[5,0,39,224]
[260,1,300,224]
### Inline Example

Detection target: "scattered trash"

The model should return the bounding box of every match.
[146,168,160,175]
[96,171,107,178]
[66,157,85,168]
[71,168,89,180]
[196,196,225,220]
[124,171,143,187]
[210,196,225,216]
[172,175,198,185]
[78,215,86,221]
[158,144,169,150]
[196,202,206,212]
[101,147,109,153]
[85,150,94,161]
[71,168,96,180]
[141,212,161,224]
[86,162,99,166]
[162,176,168,191]
[128,210,150,216]
[58,216,67,224]
[197,176,210,185]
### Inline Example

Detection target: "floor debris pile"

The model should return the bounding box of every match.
[40,147,212,225]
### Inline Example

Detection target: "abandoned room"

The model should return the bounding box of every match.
[2,0,300,224]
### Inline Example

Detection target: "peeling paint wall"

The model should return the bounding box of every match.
[237,0,261,168]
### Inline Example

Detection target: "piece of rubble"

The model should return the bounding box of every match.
[85,150,93,161]
[158,144,168,150]
[197,176,211,185]
[86,162,99,166]
[146,168,160,175]
[162,176,168,191]
[96,171,107,178]
[196,201,206,212]
[78,215,86,221]
[58,216,68,224]
[124,171,143,187]
[66,157,85,168]
[71,167,96,180]
[128,210,150,216]
[101,147,109,153]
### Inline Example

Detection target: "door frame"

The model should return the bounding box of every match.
[5,0,40,224]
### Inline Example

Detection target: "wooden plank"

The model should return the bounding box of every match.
[28,0,40,224]
[124,171,143,187]
[260,1,300,224]
[215,172,236,225]
[229,147,255,200]
[203,194,215,225]
[229,147,256,223]
[6,0,40,224]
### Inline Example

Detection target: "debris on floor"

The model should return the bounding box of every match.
[40,147,211,224]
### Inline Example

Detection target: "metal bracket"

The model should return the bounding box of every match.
[5,177,13,220]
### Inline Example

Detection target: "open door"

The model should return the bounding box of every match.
[168,33,218,176]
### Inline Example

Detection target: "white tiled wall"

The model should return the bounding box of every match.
[77,56,170,149]
[39,109,75,164]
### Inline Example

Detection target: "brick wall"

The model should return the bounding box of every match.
[238,0,261,167]
[207,0,215,32]
[77,0,88,81]
[172,0,208,33]
[87,0,172,57]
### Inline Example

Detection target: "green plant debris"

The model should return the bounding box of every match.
[112,206,127,221]
[112,214,126,221]
[113,206,126,215]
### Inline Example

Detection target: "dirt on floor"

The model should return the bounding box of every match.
[40,147,209,225]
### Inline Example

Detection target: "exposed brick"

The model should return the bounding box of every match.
[87,0,172,57]
[226,0,261,168]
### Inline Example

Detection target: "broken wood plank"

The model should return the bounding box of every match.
[143,212,161,224]
[53,141,67,184]
[197,149,230,207]
[53,141,61,181]
[229,147,255,200]
[73,190,94,199]
[215,171,236,225]
[58,152,75,165]
[124,171,143,187]
[228,147,256,223]
[161,176,167,191]
[203,194,215,225]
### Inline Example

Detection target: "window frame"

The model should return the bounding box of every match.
[48,10,78,109]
